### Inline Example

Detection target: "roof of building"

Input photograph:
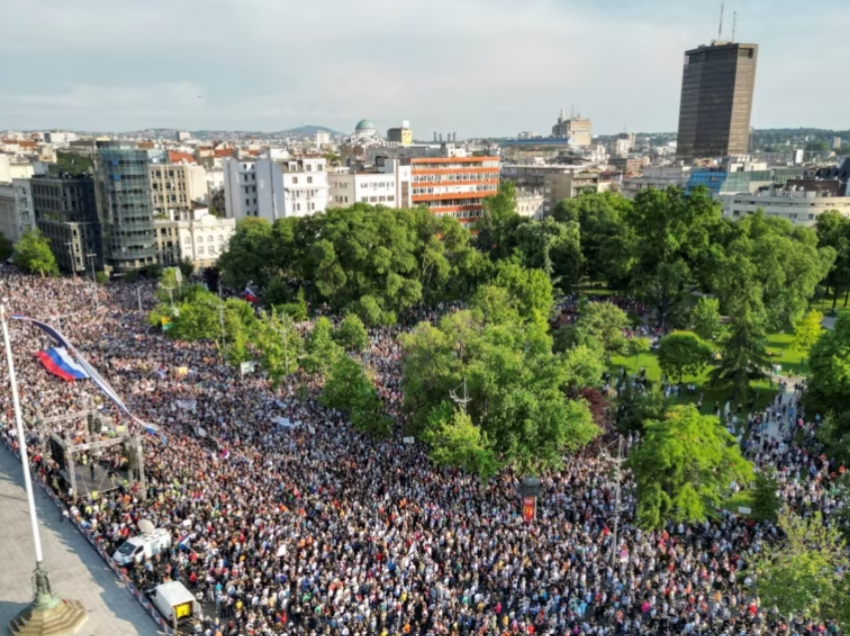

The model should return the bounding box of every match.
[168,151,197,165]
[355,119,376,132]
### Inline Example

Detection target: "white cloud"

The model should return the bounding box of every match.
[0,0,847,134]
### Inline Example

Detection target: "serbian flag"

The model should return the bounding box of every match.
[12,315,159,433]
[35,347,90,382]
[244,285,258,304]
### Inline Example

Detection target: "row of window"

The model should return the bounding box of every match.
[413,173,497,183]
[412,184,496,195]
[360,195,395,204]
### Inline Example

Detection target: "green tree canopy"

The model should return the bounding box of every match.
[474,181,522,262]
[514,217,583,292]
[816,210,850,309]
[708,308,771,401]
[804,311,850,422]
[792,309,823,363]
[254,308,304,388]
[217,217,276,289]
[691,296,723,341]
[657,331,714,384]
[574,301,629,361]
[755,512,850,631]
[320,354,391,438]
[628,405,753,529]
[302,316,343,377]
[334,313,370,352]
[12,229,59,277]
[401,310,599,475]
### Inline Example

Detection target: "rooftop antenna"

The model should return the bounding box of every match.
[731,11,737,42]
[717,2,725,42]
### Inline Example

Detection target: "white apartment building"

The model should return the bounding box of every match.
[155,213,237,269]
[223,157,330,221]
[516,189,545,219]
[328,161,414,209]
[622,166,692,198]
[719,189,850,227]
[315,131,331,147]
[149,162,208,220]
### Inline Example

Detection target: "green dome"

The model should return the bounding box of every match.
[355,119,376,131]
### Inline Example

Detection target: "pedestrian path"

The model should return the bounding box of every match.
[763,376,803,445]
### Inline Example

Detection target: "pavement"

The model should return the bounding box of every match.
[0,444,163,636]
[763,376,803,445]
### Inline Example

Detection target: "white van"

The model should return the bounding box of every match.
[152,581,200,626]
[112,528,172,565]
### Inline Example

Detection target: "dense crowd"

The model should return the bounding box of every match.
[0,268,845,636]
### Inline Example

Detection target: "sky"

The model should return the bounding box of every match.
[0,0,847,137]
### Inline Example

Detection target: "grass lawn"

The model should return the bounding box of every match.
[809,292,850,316]
[720,490,755,515]
[609,329,804,431]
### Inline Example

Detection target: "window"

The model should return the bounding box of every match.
[246,199,250,206]
[198,246,204,255]
[307,176,313,184]
[292,177,298,185]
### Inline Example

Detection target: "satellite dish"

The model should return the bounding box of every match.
[138,519,155,535]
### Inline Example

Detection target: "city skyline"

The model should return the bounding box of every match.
[1,0,848,137]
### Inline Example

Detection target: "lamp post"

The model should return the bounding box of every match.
[1,303,87,635]
[85,253,98,310]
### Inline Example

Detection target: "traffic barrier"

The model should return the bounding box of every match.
[1,432,175,635]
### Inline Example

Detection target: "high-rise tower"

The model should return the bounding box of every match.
[676,42,758,160]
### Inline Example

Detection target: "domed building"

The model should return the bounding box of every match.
[349,118,383,146]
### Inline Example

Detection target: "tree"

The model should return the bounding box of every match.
[422,404,498,478]
[493,258,554,329]
[321,354,391,438]
[401,311,599,474]
[628,405,753,529]
[0,233,12,261]
[615,383,669,433]
[254,308,304,388]
[276,287,309,322]
[792,310,823,367]
[574,301,629,361]
[816,210,850,309]
[217,218,275,289]
[627,337,652,370]
[12,229,58,277]
[178,257,195,279]
[754,512,850,632]
[625,187,721,327]
[657,331,714,384]
[691,296,723,340]
[708,309,771,401]
[334,313,369,352]
[751,466,781,522]
[302,316,343,377]
[804,312,850,424]
[514,217,583,292]
[474,181,522,261]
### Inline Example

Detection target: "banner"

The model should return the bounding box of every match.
[522,496,536,523]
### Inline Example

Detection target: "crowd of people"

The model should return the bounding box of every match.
[0,268,845,636]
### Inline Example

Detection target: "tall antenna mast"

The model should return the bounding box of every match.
[731,11,737,42]
[717,2,725,42]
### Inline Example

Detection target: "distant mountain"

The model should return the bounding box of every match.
[279,125,342,136]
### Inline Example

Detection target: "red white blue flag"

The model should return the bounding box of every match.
[35,347,90,382]
[13,315,158,433]
[244,284,258,304]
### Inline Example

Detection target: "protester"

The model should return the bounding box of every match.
[0,268,842,636]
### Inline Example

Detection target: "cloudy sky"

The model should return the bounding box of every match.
[0,0,846,136]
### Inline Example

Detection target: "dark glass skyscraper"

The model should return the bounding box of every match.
[676,42,758,160]
[94,141,163,272]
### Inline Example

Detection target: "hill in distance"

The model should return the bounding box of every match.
[280,125,342,136]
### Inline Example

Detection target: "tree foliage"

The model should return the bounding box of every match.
[755,512,850,631]
[254,308,304,388]
[321,354,391,438]
[816,210,850,309]
[792,310,823,362]
[334,313,369,352]
[804,312,850,423]
[302,316,343,377]
[657,331,714,383]
[628,405,753,529]
[12,229,59,277]
[691,296,723,341]
[708,308,771,401]
[751,466,782,522]
[573,301,629,361]
[401,310,599,475]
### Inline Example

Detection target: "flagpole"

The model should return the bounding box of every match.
[1,303,44,563]
[2,303,88,633]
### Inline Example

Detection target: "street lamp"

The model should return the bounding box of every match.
[86,253,98,310]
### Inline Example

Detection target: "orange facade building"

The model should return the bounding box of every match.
[409,156,500,225]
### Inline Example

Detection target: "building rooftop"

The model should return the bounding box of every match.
[355,119,376,131]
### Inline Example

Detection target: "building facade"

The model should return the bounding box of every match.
[551,111,592,148]
[94,141,162,272]
[30,174,101,273]
[408,156,500,225]
[149,162,208,220]
[387,121,413,146]
[720,189,850,226]
[223,157,330,221]
[516,189,545,219]
[154,214,236,269]
[676,42,759,160]
[328,171,402,208]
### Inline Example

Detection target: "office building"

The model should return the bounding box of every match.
[93,141,163,272]
[149,162,208,221]
[720,187,850,227]
[387,121,413,146]
[676,42,759,160]
[30,174,101,274]
[409,156,500,225]
[551,110,592,148]
[223,156,329,221]
[328,163,413,209]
